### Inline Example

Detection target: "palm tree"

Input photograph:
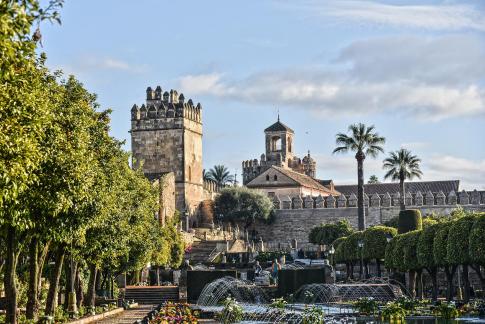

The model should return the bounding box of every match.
[383,148,423,210]
[206,165,234,187]
[333,123,386,230]
[368,175,380,184]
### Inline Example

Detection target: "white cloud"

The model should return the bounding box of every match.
[292,0,485,31]
[177,35,485,121]
[424,155,485,190]
[313,153,485,190]
[56,56,147,75]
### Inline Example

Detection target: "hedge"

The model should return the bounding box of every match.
[469,213,485,265]
[362,226,397,260]
[398,209,422,234]
[447,213,478,266]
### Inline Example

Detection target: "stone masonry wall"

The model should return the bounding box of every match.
[254,190,485,245]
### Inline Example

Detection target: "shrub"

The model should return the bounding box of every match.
[362,226,397,260]
[302,306,325,324]
[217,297,244,324]
[308,220,353,246]
[354,297,378,315]
[398,209,422,234]
[432,302,460,319]
[255,251,293,263]
[270,297,287,309]
[384,235,399,269]
[394,230,421,272]
[381,302,406,321]
[150,302,199,323]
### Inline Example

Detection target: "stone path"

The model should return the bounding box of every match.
[93,305,153,324]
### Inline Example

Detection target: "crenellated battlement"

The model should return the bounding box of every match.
[131,86,202,125]
[272,189,485,210]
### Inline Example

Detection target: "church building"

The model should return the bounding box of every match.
[242,118,340,198]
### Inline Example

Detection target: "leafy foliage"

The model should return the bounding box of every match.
[469,213,485,266]
[362,226,397,260]
[383,148,422,182]
[308,220,353,246]
[214,186,274,227]
[398,209,422,234]
[446,212,478,266]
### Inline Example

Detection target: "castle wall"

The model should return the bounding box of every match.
[254,190,485,245]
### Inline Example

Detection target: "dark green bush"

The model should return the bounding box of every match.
[469,213,485,266]
[308,220,353,246]
[398,209,422,234]
[362,226,397,260]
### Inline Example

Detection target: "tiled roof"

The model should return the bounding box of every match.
[264,120,294,133]
[272,166,339,194]
[334,180,460,196]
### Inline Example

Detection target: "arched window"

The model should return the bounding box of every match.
[188,166,192,182]
[266,175,270,181]
[274,175,278,181]
[271,136,282,151]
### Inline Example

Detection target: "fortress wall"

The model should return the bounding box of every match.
[255,204,485,245]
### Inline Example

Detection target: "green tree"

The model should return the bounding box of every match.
[446,212,479,302]
[333,123,385,230]
[0,1,63,322]
[368,175,380,184]
[214,186,274,229]
[383,149,422,210]
[362,226,397,277]
[417,223,440,301]
[469,213,485,291]
[394,230,422,298]
[206,165,234,187]
[308,220,353,246]
[433,222,455,301]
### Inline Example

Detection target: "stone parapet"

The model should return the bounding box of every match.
[272,190,485,210]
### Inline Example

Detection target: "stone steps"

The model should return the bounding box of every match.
[188,240,225,263]
[124,286,179,305]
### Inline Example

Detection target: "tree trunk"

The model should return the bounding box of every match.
[356,154,366,230]
[471,265,485,292]
[399,176,405,211]
[364,260,369,279]
[462,264,470,302]
[408,270,416,298]
[75,266,84,308]
[350,262,355,280]
[37,240,51,301]
[416,269,423,300]
[86,264,97,308]
[45,246,65,315]
[444,265,456,302]
[427,267,438,302]
[26,236,39,320]
[376,259,382,277]
[4,226,18,324]
[63,257,71,309]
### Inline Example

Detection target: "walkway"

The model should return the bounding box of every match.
[93,305,153,324]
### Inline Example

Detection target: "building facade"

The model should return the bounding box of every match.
[242,118,317,185]
[130,86,204,215]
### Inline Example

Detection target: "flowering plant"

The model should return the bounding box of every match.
[150,302,199,324]
[216,297,244,324]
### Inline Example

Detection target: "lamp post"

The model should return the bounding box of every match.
[358,239,364,280]
[328,245,335,281]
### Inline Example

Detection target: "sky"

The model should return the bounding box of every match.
[40,0,485,190]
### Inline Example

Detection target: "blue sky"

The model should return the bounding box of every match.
[41,0,485,189]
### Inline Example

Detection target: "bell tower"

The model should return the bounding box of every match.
[264,116,294,167]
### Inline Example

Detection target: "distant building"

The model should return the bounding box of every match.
[243,118,339,197]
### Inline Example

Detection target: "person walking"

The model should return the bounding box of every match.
[271,259,281,285]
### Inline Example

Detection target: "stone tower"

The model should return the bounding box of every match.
[264,116,294,165]
[242,117,317,184]
[130,86,203,214]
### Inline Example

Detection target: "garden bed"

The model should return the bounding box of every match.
[67,307,124,324]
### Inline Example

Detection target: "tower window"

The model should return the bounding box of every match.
[271,136,282,151]
[274,175,278,181]
[266,175,270,181]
